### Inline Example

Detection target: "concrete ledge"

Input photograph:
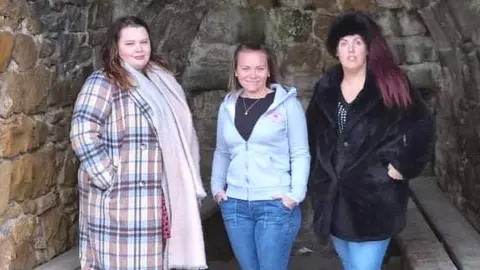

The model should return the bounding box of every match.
[33,247,80,270]
[396,199,457,269]
[410,176,480,269]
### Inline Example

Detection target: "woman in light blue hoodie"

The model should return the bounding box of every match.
[211,41,310,270]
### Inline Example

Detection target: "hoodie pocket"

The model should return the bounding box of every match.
[246,154,290,188]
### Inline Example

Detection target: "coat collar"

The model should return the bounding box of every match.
[314,65,383,127]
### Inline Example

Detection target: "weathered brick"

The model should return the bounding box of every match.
[0,114,48,157]
[0,32,14,72]
[13,34,38,71]
[2,65,55,115]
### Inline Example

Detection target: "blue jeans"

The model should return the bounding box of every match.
[331,235,391,270]
[220,198,301,270]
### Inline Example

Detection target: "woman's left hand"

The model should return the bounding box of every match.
[388,163,404,180]
[272,194,297,209]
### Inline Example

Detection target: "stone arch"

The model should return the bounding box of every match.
[410,0,480,230]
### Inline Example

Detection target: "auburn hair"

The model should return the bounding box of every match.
[326,11,412,108]
[102,16,169,90]
[367,24,412,108]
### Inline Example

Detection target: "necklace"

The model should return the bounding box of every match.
[241,97,261,115]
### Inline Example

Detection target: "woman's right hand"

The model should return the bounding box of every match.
[214,191,228,203]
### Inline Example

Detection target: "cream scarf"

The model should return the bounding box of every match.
[123,62,207,269]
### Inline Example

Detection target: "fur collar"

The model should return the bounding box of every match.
[313,65,383,127]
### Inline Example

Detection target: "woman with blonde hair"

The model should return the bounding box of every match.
[211,41,310,270]
[70,16,207,269]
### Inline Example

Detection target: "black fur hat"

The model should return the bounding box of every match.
[325,11,379,57]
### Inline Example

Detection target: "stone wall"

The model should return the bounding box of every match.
[0,0,113,268]
[413,0,480,232]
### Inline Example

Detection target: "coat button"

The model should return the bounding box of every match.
[139,180,147,186]
[343,141,349,147]
[140,143,147,150]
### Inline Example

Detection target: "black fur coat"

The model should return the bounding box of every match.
[306,65,434,243]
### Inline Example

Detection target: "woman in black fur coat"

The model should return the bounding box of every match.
[306,11,434,270]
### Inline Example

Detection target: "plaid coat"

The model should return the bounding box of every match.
[71,71,166,269]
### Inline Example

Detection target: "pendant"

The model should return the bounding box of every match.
[244,112,248,115]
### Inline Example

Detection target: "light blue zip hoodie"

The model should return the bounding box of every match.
[210,84,310,203]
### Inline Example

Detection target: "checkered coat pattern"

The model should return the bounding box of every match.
[71,70,166,269]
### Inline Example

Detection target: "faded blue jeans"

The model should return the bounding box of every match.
[331,235,391,270]
[219,198,301,270]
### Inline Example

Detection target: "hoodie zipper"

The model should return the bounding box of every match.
[227,87,295,200]
[245,141,249,200]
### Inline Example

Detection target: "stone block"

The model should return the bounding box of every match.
[197,7,266,45]
[398,9,427,36]
[181,43,235,92]
[39,38,55,59]
[21,200,37,215]
[59,148,80,187]
[0,234,14,268]
[311,0,340,13]
[64,5,86,32]
[0,114,48,157]
[87,28,108,47]
[9,145,58,201]
[386,36,406,64]
[197,7,243,45]
[338,0,376,12]
[190,90,227,217]
[56,33,90,63]
[0,202,23,225]
[376,9,401,36]
[404,62,443,90]
[312,13,335,41]
[247,0,275,8]
[46,111,72,145]
[11,215,37,244]
[40,12,68,32]
[88,2,112,29]
[58,188,76,206]
[92,45,103,70]
[36,192,58,216]
[266,9,313,44]
[0,161,12,215]
[280,40,324,73]
[13,34,37,72]
[2,64,55,115]
[146,6,207,74]
[403,35,438,64]
[47,64,91,107]
[376,0,403,9]
[35,208,68,261]
[26,16,42,35]
[0,31,14,72]
[282,72,319,99]
[10,242,36,270]
[278,0,314,9]
[0,0,27,20]
[214,0,248,6]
